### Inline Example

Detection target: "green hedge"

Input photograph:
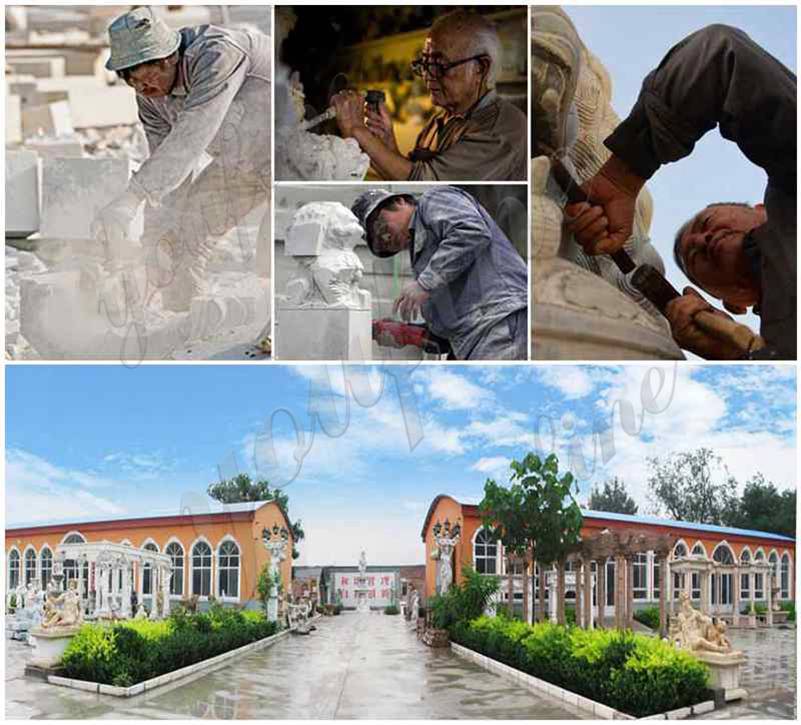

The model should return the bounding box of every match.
[633,606,660,630]
[384,605,400,615]
[450,616,709,717]
[779,601,796,622]
[60,604,279,687]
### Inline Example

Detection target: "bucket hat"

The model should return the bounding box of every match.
[105,7,181,72]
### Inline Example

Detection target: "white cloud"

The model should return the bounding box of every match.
[535,366,606,399]
[470,456,513,481]
[6,449,126,525]
[413,367,494,410]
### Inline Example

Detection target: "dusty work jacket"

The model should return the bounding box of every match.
[604,24,797,359]
[409,186,528,359]
[407,91,527,181]
[131,24,271,207]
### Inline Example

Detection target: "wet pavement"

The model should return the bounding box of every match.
[690,627,796,719]
[6,613,588,719]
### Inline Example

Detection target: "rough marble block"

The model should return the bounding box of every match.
[6,94,22,145]
[6,57,66,78]
[276,307,371,361]
[68,85,138,128]
[6,150,40,237]
[40,157,143,239]
[22,100,74,138]
[284,220,325,256]
[24,137,85,159]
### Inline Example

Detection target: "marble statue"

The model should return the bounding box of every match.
[135,603,148,620]
[671,593,741,656]
[41,579,83,630]
[359,551,367,577]
[410,589,420,622]
[283,202,371,309]
[530,6,682,360]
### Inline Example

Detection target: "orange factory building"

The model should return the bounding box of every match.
[422,495,795,614]
[5,501,293,609]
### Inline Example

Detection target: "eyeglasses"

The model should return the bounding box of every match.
[410,54,488,80]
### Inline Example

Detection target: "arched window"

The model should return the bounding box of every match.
[218,540,240,599]
[142,542,159,596]
[769,551,780,581]
[673,542,688,559]
[24,548,37,585]
[191,541,212,597]
[689,544,705,599]
[632,553,648,599]
[739,550,751,600]
[473,528,497,575]
[8,550,20,590]
[691,543,705,557]
[62,532,86,585]
[40,547,53,589]
[713,544,735,565]
[781,554,791,599]
[166,542,184,597]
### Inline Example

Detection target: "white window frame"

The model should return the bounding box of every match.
[40,545,53,590]
[7,547,21,591]
[190,537,213,600]
[632,553,648,600]
[141,539,160,597]
[23,545,38,586]
[780,553,791,600]
[472,527,498,575]
[216,536,241,602]
[165,538,185,599]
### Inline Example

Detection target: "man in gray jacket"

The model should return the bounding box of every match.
[566,24,796,359]
[352,187,528,360]
[92,7,271,312]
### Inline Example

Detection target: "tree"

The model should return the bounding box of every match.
[588,477,638,515]
[480,453,583,625]
[207,473,305,558]
[723,473,796,537]
[646,448,737,524]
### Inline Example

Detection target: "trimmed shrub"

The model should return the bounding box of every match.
[384,605,400,615]
[451,616,708,717]
[60,607,279,686]
[633,606,660,630]
[429,566,499,630]
[740,602,768,615]
[779,601,796,622]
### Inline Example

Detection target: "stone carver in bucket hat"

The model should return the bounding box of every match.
[91,6,272,314]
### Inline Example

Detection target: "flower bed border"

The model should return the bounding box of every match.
[450,642,716,720]
[47,617,317,698]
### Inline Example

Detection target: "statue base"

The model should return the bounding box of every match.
[276,307,371,361]
[421,628,450,648]
[695,651,747,697]
[29,625,81,668]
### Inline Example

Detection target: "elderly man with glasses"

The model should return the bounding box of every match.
[91,7,271,313]
[331,10,526,181]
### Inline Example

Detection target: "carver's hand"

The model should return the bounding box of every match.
[91,189,142,266]
[393,280,430,322]
[665,287,744,360]
[332,89,366,138]
[365,100,398,151]
[564,155,645,255]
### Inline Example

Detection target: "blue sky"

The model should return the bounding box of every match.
[563,5,796,334]
[6,364,796,564]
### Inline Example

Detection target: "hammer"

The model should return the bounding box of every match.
[550,157,765,355]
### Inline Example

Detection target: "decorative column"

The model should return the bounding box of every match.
[658,554,668,637]
[432,519,462,595]
[667,561,674,616]
[583,560,592,629]
[732,566,741,626]
[162,565,172,617]
[122,561,132,618]
[626,556,634,629]
[615,555,626,629]
[262,524,290,623]
[556,560,566,625]
[766,572,773,626]
[94,561,102,614]
[596,561,606,629]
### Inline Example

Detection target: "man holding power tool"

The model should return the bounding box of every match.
[331,10,526,181]
[565,25,796,360]
[352,187,528,360]
[91,7,271,313]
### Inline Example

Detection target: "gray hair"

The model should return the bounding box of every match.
[432,11,501,89]
[673,202,753,283]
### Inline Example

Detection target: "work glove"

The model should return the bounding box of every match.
[393,280,430,323]
[564,155,645,255]
[91,189,143,267]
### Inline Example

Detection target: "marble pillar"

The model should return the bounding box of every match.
[626,556,634,629]
[766,573,773,626]
[556,562,566,625]
[732,566,741,626]
[658,556,668,637]
[596,562,606,629]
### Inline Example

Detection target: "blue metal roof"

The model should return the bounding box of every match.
[581,509,795,543]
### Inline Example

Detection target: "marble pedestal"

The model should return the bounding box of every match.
[276,307,371,360]
[28,626,81,668]
[696,651,747,699]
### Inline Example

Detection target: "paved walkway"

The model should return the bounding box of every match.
[6,613,587,719]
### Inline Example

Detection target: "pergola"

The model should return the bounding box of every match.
[57,540,173,620]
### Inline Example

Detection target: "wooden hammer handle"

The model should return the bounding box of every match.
[694,310,766,354]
